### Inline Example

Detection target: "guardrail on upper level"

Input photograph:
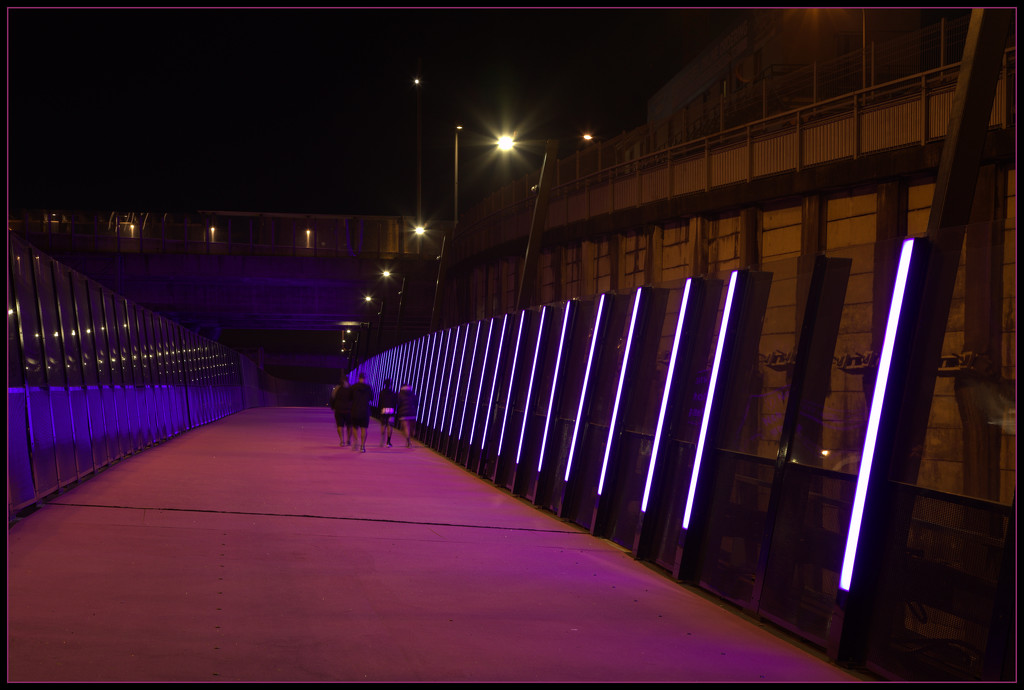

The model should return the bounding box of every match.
[451,48,1015,266]
[10,210,450,263]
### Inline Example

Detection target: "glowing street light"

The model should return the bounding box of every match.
[497,134,515,151]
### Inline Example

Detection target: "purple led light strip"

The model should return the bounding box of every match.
[438,326,460,431]
[597,288,643,495]
[839,237,916,592]
[479,314,508,453]
[515,306,548,465]
[468,318,495,446]
[565,294,606,482]
[538,302,573,471]
[682,271,738,529]
[457,321,483,441]
[497,312,527,457]
[641,279,692,513]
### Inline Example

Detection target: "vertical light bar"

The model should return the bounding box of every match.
[417,333,435,424]
[682,271,738,529]
[448,325,471,436]
[497,311,527,456]
[468,317,495,446]
[538,301,573,471]
[480,314,509,453]
[565,294,607,482]
[839,238,916,591]
[431,329,453,429]
[416,335,432,401]
[426,330,447,428]
[435,327,457,429]
[515,306,548,465]
[457,321,482,440]
[641,278,692,512]
[597,288,643,495]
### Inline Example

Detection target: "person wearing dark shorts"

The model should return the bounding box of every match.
[396,384,418,448]
[378,379,398,447]
[349,372,374,453]
[330,378,353,447]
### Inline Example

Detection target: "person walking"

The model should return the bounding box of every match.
[349,372,374,453]
[396,383,419,448]
[378,379,398,447]
[329,377,353,447]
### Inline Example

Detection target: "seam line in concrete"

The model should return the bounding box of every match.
[47,501,589,535]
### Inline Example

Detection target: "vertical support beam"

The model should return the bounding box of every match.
[739,207,760,270]
[958,164,1005,500]
[581,239,596,297]
[691,217,709,276]
[517,139,560,312]
[644,224,664,285]
[895,8,1012,485]
[828,8,1013,666]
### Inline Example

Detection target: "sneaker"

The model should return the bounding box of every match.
[360,446,366,453]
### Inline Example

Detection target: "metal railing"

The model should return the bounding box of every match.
[451,45,1014,266]
[10,210,449,262]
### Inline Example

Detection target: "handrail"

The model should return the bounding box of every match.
[453,49,1015,262]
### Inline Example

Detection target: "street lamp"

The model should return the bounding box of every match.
[454,125,462,223]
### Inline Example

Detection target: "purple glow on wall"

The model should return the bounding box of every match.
[449,324,472,437]
[515,306,548,465]
[565,294,606,482]
[597,288,643,495]
[840,237,916,592]
[437,326,460,431]
[682,271,737,530]
[479,314,508,453]
[641,278,692,513]
[497,311,527,457]
[538,301,573,471]
[468,318,495,446]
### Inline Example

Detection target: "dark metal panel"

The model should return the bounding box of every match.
[7,239,36,511]
[34,252,78,487]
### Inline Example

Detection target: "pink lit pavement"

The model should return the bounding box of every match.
[8,407,866,682]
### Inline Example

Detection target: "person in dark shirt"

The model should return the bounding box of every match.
[396,383,419,448]
[378,379,398,447]
[349,372,374,453]
[329,377,353,447]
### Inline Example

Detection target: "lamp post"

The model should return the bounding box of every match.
[454,124,462,223]
[430,132,517,330]
[415,62,423,231]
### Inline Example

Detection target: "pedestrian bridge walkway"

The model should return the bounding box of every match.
[7,407,862,683]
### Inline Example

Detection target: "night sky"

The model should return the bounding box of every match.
[9,8,736,221]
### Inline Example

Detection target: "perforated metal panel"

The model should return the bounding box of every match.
[758,465,855,647]
[865,485,1010,680]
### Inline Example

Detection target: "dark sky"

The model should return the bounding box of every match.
[8,8,736,221]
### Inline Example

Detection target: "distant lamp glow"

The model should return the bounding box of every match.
[382,270,392,278]
[364,295,372,303]
[497,135,515,151]
[583,134,593,141]
[414,226,425,235]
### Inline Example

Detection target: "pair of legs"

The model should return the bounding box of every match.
[400,418,416,447]
[353,418,369,451]
[335,414,353,446]
[380,416,395,446]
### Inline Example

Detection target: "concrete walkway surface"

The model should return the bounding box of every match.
[8,407,866,682]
